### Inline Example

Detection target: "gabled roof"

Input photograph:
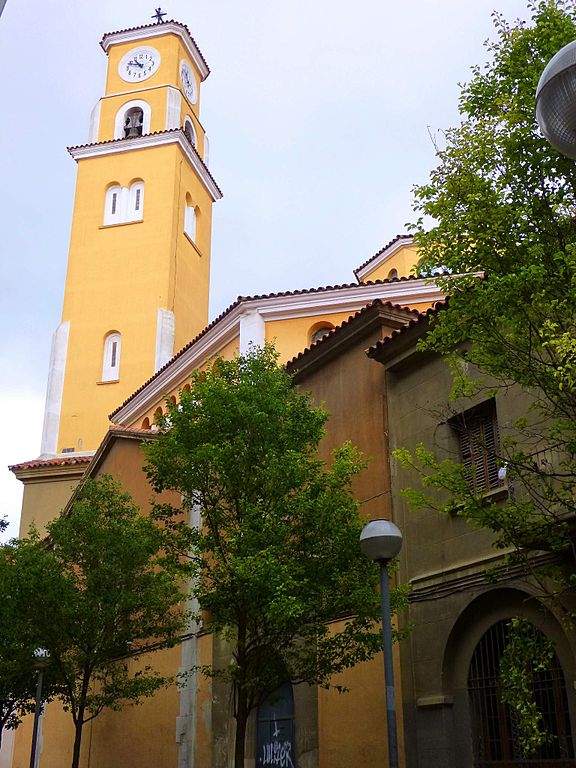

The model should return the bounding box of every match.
[286,299,419,378]
[109,273,445,423]
[366,300,447,364]
[100,20,210,81]
[354,234,414,281]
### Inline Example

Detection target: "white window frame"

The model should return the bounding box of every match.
[114,100,152,140]
[184,203,196,241]
[183,116,197,148]
[128,181,145,221]
[102,332,121,382]
[104,185,122,225]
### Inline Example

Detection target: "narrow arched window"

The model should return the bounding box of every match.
[104,185,122,225]
[124,107,144,138]
[102,332,121,382]
[387,268,398,280]
[128,181,144,221]
[184,194,197,241]
[184,118,196,147]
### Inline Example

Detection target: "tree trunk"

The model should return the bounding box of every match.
[234,691,248,768]
[71,669,90,768]
[71,719,84,768]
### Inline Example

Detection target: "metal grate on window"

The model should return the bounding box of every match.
[468,619,574,766]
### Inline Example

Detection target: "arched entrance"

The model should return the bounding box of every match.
[256,682,296,768]
[468,619,574,766]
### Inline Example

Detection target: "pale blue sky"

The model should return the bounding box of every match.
[0,0,530,537]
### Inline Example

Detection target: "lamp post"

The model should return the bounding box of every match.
[536,40,576,159]
[360,519,403,768]
[29,647,50,768]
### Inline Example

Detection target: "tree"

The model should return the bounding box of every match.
[0,523,51,749]
[394,0,576,753]
[144,346,408,768]
[19,475,188,768]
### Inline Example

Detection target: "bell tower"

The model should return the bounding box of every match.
[41,18,222,456]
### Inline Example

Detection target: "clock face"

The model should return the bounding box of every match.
[118,46,161,83]
[180,60,197,104]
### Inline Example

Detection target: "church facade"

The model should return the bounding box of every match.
[7,15,576,768]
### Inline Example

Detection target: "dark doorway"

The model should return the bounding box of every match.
[468,620,574,766]
[256,682,296,768]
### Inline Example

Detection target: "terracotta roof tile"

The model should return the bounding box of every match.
[285,299,420,371]
[109,273,438,419]
[354,234,413,279]
[100,20,210,77]
[9,455,93,473]
[365,299,448,359]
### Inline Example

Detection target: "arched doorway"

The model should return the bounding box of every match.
[256,682,296,768]
[468,620,574,766]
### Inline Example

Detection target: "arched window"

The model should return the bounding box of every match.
[128,181,144,221]
[309,323,335,346]
[256,683,296,768]
[468,620,574,764]
[141,417,151,430]
[114,100,151,140]
[387,268,398,280]
[183,117,196,147]
[102,332,121,382]
[204,134,210,166]
[124,107,144,138]
[104,185,122,225]
[184,194,197,241]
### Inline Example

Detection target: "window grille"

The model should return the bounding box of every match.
[468,620,574,766]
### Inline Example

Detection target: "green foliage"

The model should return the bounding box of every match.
[396,0,576,754]
[14,475,188,768]
[500,618,555,756]
[0,536,55,746]
[144,346,408,766]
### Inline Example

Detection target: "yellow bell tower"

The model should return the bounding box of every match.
[41,18,222,456]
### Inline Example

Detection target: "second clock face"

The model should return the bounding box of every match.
[180,60,197,104]
[119,46,161,82]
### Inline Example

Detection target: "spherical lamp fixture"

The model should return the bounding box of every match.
[359,519,403,563]
[536,40,576,159]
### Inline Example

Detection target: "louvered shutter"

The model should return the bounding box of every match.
[455,401,500,493]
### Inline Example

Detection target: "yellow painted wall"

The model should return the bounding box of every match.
[265,311,359,363]
[318,623,405,768]
[57,138,213,452]
[17,474,83,536]
[360,243,420,282]
[103,33,202,119]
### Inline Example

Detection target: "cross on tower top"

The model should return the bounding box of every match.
[152,7,166,23]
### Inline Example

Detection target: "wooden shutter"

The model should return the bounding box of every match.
[454,401,500,493]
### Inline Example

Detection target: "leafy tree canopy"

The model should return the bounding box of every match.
[396,0,576,754]
[144,346,408,767]
[16,475,188,768]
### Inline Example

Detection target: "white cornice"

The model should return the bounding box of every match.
[68,130,222,202]
[355,236,414,282]
[100,22,210,81]
[112,277,444,426]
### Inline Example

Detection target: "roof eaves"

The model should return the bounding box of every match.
[100,20,210,80]
[110,272,442,420]
[366,299,447,362]
[354,234,414,281]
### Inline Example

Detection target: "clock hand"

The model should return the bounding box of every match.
[128,59,144,69]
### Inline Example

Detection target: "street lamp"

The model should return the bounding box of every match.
[360,519,403,768]
[29,647,50,768]
[536,40,576,159]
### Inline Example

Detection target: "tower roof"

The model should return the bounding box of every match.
[100,19,210,81]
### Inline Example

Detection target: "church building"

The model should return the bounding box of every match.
[9,14,575,768]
